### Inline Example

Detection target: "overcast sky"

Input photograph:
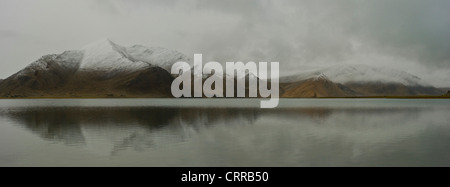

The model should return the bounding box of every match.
[1,0,449,86]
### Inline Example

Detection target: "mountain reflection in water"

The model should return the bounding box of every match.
[0,99,449,166]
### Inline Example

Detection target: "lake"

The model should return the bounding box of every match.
[0,99,449,166]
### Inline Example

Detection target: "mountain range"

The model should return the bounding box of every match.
[280,64,443,97]
[0,39,446,98]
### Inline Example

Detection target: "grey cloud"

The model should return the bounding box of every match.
[91,0,121,15]
[0,0,449,86]
[350,0,450,68]
[0,30,21,38]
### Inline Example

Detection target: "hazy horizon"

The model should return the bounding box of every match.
[1,0,449,87]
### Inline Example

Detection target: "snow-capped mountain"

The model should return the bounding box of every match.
[14,39,188,77]
[281,64,427,86]
[0,39,187,98]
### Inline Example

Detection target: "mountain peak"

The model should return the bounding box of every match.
[313,73,329,81]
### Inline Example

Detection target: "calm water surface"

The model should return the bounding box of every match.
[0,99,449,166]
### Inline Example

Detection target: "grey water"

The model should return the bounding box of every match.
[0,99,449,167]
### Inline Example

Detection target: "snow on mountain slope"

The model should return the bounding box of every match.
[80,39,189,72]
[80,39,148,72]
[281,64,428,86]
[127,45,190,72]
[17,50,83,77]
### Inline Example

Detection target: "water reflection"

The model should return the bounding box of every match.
[1,107,260,156]
[0,102,449,166]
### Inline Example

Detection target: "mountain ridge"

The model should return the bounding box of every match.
[0,40,446,98]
